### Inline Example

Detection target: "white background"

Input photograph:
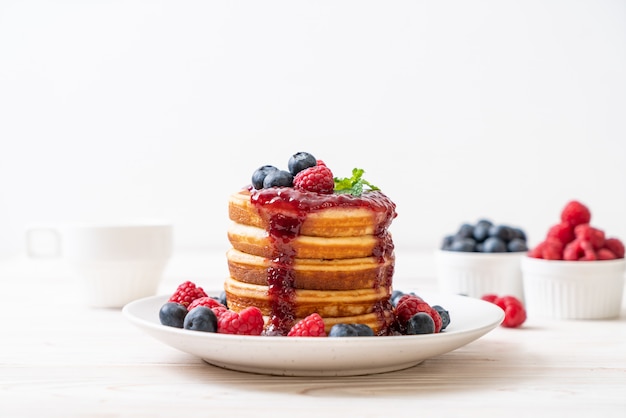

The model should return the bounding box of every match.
[1,0,625,259]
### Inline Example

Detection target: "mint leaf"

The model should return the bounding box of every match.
[333,168,380,196]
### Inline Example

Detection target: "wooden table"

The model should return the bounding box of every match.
[1,251,625,417]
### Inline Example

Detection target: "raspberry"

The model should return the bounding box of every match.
[527,241,545,259]
[529,239,563,260]
[547,222,575,246]
[211,305,229,319]
[187,296,223,311]
[603,238,625,258]
[168,281,208,307]
[287,313,327,337]
[542,238,564,260]
[482,294,526,328]
[564,239,597,261]
[597,248,617,260]
[217,306,264,335]
[481,294,499,304]
[293,164,334,194]
[573,224,605,249]
[560,200,591,227]
[395,295,442,333]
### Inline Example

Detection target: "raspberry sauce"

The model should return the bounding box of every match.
[250,187,397,336]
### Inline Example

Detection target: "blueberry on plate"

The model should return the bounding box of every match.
[406,312,435,335]
[432,305,450,330]
[328,323,375,337]
[159,302,188,328]
[183,306,218,332]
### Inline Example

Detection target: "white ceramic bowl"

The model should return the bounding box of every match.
[521,256,625,319]
[435,249,525,301]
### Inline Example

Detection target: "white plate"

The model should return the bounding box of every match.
[122,292,504,376]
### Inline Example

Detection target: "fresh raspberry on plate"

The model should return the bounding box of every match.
[287,313,327,337]
[168,281,208,307]
[481,294,526,328]
[217,306,264,335]
[560,200,591,227]
[603,237,625,258]
[293,164,335,194]
[395,295,442,333]
[187,296,224,311]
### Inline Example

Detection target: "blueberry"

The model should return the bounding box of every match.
[507,238,528,252]
[432,305,450,330]
[488,225,515,243]
[511,227,527,241]
[406,312,435,335]
[159,302,188,328]
[262,170,293,188]
[456,223,474,239]
[449,237,477,252]
[482,236,507,252]
[288,152,317,175]
[213,290,228,307]
[441,235,454,250]
[328,323,375,337]
[183,306,218,332]
[390,290,405,307]
[472,219,493,243]
[251,165,278,189]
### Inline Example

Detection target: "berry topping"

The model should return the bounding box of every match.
[287,313,327,337]
[251,165,279,190]
[406,312,435,335]
[168,281,208,307]
[184,306,218,332]
[217,306,265,335]
[159,302,188,328]
[288,152,317,176]
[293,164,335,194]
[328,323,375,337]
[482,294,526,328]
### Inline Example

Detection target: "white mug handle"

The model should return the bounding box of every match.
[25,227,62,258]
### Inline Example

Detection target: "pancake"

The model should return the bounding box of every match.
[224,276,395,334]
[227,248,395,290]
[228,223,389,259]
[229,189,395,237]
[224,165,398,336]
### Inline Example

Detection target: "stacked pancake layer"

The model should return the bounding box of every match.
[225,187,398,335]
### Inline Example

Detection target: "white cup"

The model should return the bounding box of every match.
[26,221,173,308]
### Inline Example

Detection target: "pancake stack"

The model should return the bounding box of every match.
[225,184,398,336]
